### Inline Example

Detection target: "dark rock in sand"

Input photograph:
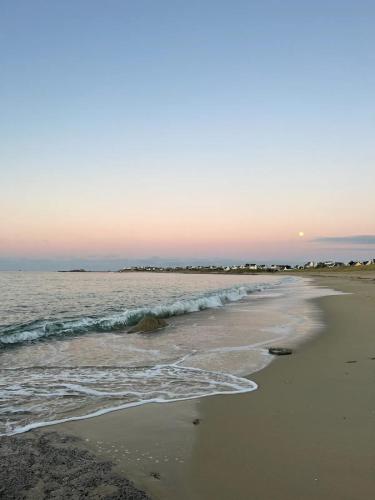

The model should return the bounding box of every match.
[128,315,167,334]
[268,347,293,356]
[193,419,201,425]
[150,472,161,480]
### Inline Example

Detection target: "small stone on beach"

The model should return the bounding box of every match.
[268,347,293,356]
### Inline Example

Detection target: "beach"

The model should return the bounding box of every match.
[3,2,374,498]
[1,272,374,499]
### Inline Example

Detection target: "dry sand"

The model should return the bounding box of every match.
[2,272,374,499]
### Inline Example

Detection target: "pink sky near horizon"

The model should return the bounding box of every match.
[2,159,375,262]
[3,152,374,262]
[2,192,374,261]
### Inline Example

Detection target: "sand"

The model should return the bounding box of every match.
[0,432,150,499]
[1,272,374,499]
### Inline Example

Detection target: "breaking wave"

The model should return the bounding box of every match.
[0,282,276,347]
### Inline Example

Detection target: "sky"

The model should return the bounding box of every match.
[1,0,374,269]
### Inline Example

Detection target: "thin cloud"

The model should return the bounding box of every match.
[313,235,375,245]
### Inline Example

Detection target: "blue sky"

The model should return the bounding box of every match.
[1,1,374,269]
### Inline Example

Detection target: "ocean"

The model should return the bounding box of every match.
[0,271,338,435]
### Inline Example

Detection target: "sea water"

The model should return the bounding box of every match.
[0,271,339,435]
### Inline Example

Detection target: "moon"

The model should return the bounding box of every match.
[298,231,305,237]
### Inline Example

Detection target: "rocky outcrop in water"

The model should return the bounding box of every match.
[128,316,167,334]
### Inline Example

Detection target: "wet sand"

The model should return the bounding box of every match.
[186,273,375,499]
[2,273,374,499]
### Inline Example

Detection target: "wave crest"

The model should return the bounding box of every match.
[0,282,276,347]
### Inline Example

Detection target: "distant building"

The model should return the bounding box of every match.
[347,260,363,267]
[304,261,317,268]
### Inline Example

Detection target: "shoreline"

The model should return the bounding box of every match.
[1,273,374,498]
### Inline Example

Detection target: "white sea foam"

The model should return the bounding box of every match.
[0,363,257,436]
